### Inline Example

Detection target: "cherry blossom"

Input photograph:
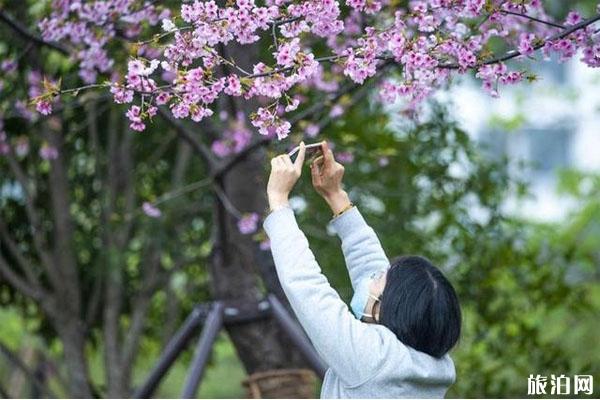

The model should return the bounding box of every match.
[39,143,59,160]
[238,213,260,234]
[142,202,162,218]
[20,0,600,140]
[36,100,53,116]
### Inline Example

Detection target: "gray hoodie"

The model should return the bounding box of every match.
[263,206,456,398]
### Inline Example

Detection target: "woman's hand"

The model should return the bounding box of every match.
[267,142,306,211]
[310,141,351,215]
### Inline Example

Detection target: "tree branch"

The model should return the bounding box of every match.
[0,341,56,398]
[4,150,59,289]
[0,252,44,301]
[45,127,82,314]
[0,10,69,55]
[500,10,566,30]
[439,13,600,69]
[157,107,218,171]
[213,183,243,219]
[0,218,40,287]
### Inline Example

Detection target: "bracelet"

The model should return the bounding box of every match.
[267,203,291,214]
[333,202,354,219]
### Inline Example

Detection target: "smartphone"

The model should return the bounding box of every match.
[288,142,323,162]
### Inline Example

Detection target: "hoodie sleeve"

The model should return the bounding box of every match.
[264,207,397,387]
[328,206,390,291]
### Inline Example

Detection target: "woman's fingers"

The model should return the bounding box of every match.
[321,141,335,170]
[272,156,289,173]
[311,155,324,175]
[311,160,321,187]
[281,154,293,169]
[293,141,306,173]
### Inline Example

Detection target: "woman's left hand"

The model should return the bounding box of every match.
[267,142,306,211]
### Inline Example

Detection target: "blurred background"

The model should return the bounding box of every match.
[1,0,599,398]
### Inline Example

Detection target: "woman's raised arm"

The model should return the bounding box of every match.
[329,205,389,291]
[263,207,395,386]
[310,142,389,290]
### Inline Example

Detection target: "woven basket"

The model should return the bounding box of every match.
[242,368,317,399]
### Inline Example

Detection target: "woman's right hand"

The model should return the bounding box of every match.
[310,141,351,215]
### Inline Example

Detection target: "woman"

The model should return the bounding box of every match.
[264,141,462,398]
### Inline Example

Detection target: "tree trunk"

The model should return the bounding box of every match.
[54,318,92,398]
[210,148,309,374]
[204,35,313,378]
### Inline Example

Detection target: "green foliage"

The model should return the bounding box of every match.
[284,100,599,398]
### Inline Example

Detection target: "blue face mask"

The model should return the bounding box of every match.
[350,270,385,320]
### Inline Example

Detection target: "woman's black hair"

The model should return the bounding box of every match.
[379,255,461,358]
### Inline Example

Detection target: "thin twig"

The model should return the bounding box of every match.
[153,177,212,206]
[213,184,242,219]
[501,9,566,30]
[0,342,56,398]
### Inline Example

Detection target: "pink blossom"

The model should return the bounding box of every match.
[224,75,243,96]
[259,238,271,251]
[343,49,378,84]
[110,84,134,104]
[329,104,344,118]
[190,106,213,122]
[33,0,600,132]
[275,120,291,140]
[36,100,53,116]
[1,59,17,74]
[464,0,485,16]
[305,123,320,138]
[518,33,536,57]
[275,38,301,67]
[565,11,582,26]
[142,202,162,218]
[155,91,171,105]
[0,142,9,156]
[171,103,190,119]
[39,144,58,160]
[336,151,354,164]
[126,105,146,131]
[212,140,232,157]
[238,213,259,234]
[285,98,300,112]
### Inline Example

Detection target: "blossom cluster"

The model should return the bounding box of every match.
[0,63,59,159]
[211,112,253,158]
[31,0,600,140]
[39,0,169,83]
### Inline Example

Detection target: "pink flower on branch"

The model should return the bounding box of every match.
[237,213,259,235]
[142,202,162,218]
[39,143,58,160]
[35,100,52,116]
[31,0,600,136]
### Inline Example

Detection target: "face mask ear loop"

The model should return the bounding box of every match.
[367,294,381,323]
[358,296,380,321]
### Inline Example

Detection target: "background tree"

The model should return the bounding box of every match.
[1,0,599,397]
